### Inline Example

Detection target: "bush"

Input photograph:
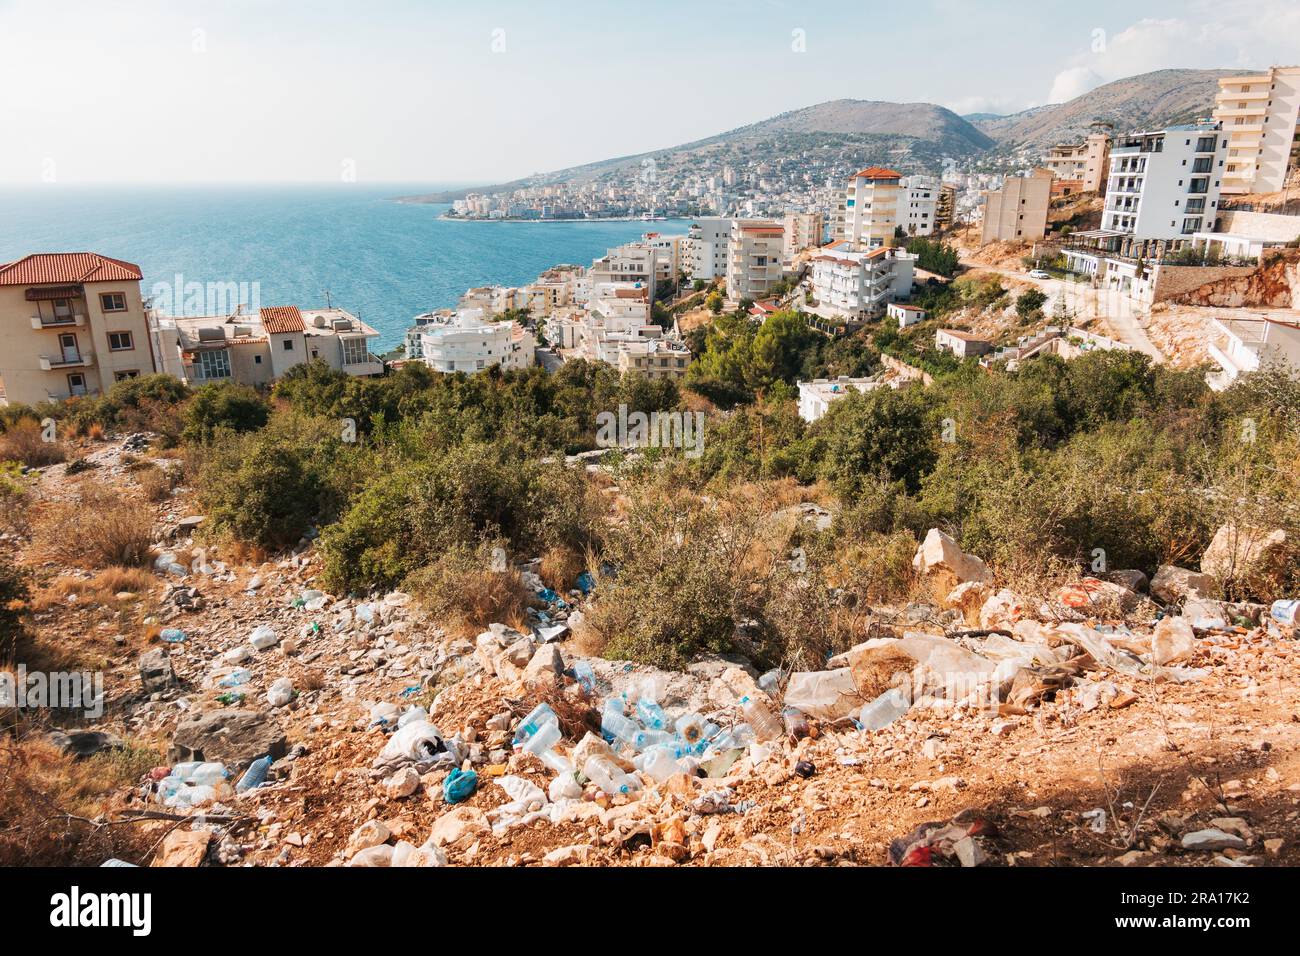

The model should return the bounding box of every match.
[0,555,30,657]
[1016,288,1048,319]
[0,419,67,467]
[182,382,270,444]
[0,462,32,533]
[34,484,154,569]
[319,441,602,593]
[197,414,359,552]
[403,542,533,637]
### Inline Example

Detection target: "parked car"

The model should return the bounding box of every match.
[1028,269,1051,279]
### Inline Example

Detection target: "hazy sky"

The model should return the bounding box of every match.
[1,0,1296,184]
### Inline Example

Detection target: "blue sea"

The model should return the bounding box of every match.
[0,184,691,351]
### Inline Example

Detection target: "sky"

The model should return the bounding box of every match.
[1,0,1296,184]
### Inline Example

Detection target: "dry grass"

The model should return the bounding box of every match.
[0,420,67,468]
[0,735,163,867]
[34,484,155,570]
[136,462,178,502]
[31,567,153,612]
[406,547,535,639]
[538,545,585,594]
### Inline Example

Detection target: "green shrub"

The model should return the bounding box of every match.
[183,382,270,444]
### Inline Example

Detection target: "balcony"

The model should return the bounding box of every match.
[40,351,94,370]
[31,313,86,329]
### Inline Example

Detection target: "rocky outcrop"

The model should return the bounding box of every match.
[1171,250,1300,310]
[168,709,288,770]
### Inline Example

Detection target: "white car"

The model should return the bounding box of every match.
[1028,269,1051,279]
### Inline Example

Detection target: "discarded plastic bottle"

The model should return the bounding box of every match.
[236,755,273,793]
[859,688,910,731]
[638,744,686,783]
[758,669,783,698]
[583,755,641,796]
[572,661,596,694]
[782,707,810,740]
[160,628,186,643]
[512,702,559,749]
[675,713,707,751]
[1271,599,1299,626]
[635,693,667,731]
[601,698,641,749]
[740,695,783,742]
[188,762,229,786]
[218,667,252,688]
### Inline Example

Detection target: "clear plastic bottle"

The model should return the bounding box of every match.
[512,702,559,749]
[188,762,229,786]
[583,755,641,796]
[638,744,685,783]
[740,695,782,742]
[601,697,640,749]
[635,696,667,730]
[571,661,596,694]
[675,713,707,752]
[859,688,910,731]
[236,755,273,793]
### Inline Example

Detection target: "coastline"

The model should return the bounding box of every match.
[432,214,675,223]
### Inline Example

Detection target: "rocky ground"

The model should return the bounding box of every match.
[6,436,1300,868]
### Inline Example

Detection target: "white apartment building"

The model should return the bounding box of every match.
[782,212,825,266]
[589,243,658,301]
[1213,66,1300,196]
[152,305,383,386]
[840,167,902,248]
[810,244,915,320]
[1,252,157,404]
[686,218,732,280]
[726,219,785,301]
[899,177,940,237]
[797,376,885,423]
[642,233,689,289]
[1206,315,1300,390]
[417,309,535,374]
[1102,123,1229,241]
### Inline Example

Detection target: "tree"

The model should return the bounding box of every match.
[1016,288,1048,319]
[706,291,724,314]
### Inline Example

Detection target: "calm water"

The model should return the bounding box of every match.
[0,184,690,350]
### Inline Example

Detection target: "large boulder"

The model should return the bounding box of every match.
[139,648,177,695]
[1151,565,1216,605]
[168,709,287,770]
[1200,524,1290,591]
[522,644,565,689]
[913,529,992,598]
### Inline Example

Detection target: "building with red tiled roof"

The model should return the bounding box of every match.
[838,168,902,249]
[852,166,903,181]
[1,252,155,405]
[259,305,307,334]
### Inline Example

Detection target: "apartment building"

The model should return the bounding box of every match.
[589,243,658,302]
[782,212,825,266]
[898,176,941,237]
[1206,315,1300,390]
[686,218,732,280]
[1101,122,1228,241]
[725,219,785,301]
[417,309,535,374]
[810,244,915,320]
[641,232,689,288]
[1044,132,1112,194]
[1213,66,1300,196]
[0,252,157,405]
[840,167,901,248]
[152,305,382,385]
[981,169,1052,244]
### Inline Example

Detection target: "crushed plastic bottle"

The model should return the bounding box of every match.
[758,669,783,698]
[188,762,229,786]
[675,713,707,752]
[159,628,187,643]
[235,755,273,793]
[218,667,252,688]
[635,682,667,730]
[600,697,641,750]
[740,695,783,742]
[637,744,686,783]
[583,755,641,796]
[571,660,596,694]
[858,688,911,731]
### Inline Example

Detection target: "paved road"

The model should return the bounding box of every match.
[961,261,1165,363]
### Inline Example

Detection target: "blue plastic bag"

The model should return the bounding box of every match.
[442,767,478,804]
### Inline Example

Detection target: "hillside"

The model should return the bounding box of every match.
[974,68,1231,151]
[403,100,993,203]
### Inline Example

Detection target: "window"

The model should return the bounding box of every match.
[254,355,263,364]
[108,331,134,351]
[100,292,127,312]
[197,349,231,380]
[114,370,139,382]
[341,337,368,366]
[67,373,87,397]
[282,339,294,351]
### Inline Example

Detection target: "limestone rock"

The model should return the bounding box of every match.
[1151,565,1215,604]
[168,709,287,771]
[912,529,992,598]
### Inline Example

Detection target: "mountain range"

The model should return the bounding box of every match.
[404,68,1230,203]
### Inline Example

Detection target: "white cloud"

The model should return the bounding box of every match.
[1045,2,1300,104]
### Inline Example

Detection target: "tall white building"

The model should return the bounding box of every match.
[589,243,658,301]
[899,176,940,237]
[1213,66,1300,196]
[782,212,825,266]
[725,219,785,302]
[686,218,732,280]
[840,167,902,248]
[1102,123,1229,241]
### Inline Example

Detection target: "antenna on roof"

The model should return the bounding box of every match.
[323,289,333,309]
